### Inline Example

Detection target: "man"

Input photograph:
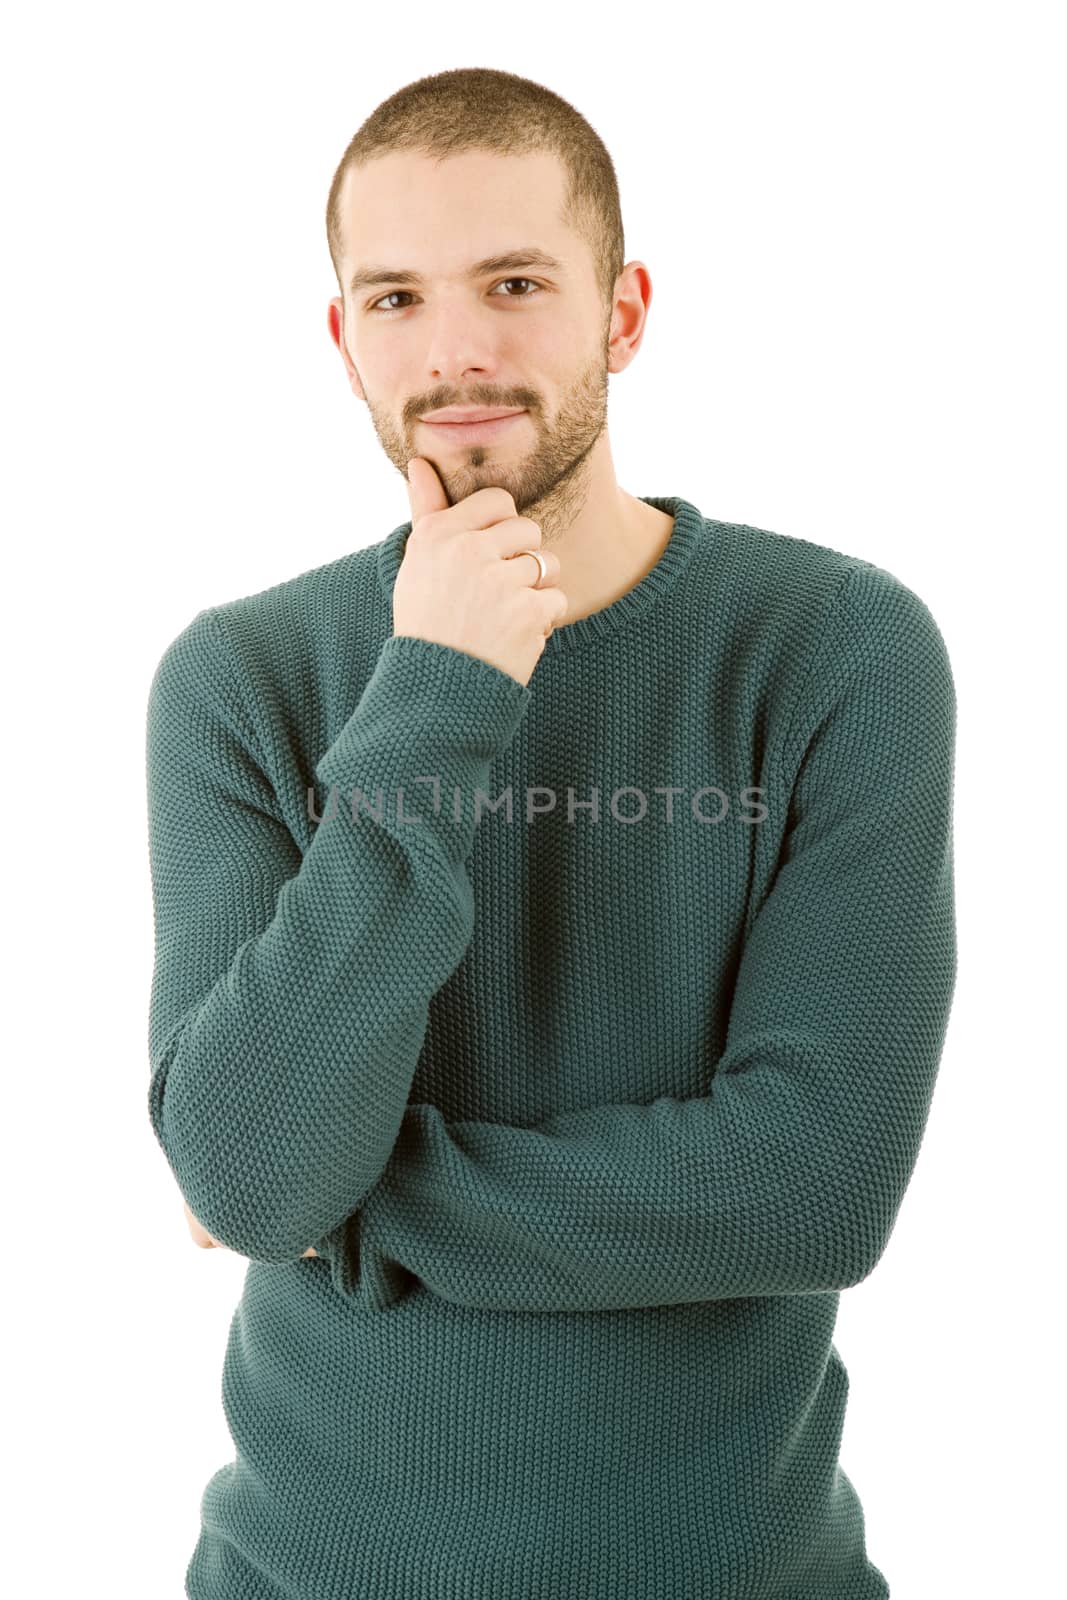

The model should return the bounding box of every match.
[146,67,956,1600]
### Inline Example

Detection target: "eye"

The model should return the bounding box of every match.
[368,278,543,315]
[490,277,541,300]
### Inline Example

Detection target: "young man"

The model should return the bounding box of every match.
[146,69,956,1600]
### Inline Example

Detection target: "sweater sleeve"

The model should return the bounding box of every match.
[334,564,958,1314]
[145,615,532,1270]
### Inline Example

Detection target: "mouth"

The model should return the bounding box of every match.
[419,411,527,443]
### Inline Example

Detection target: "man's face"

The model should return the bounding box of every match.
[329,148,616,521]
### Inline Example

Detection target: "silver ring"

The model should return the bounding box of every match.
[515,547,549,589]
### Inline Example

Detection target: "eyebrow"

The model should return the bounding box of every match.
[348,248,567,298]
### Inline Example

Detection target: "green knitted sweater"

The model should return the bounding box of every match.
[145,493,956,1599]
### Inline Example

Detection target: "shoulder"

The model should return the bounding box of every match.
[204,539,387,665]
[765,542,956,793]
[149,537,391,703]
[700,512,952,677]
[705,513,881,622]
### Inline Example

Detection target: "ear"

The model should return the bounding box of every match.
[327,298,365,401]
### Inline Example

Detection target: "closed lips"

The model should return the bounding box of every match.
[421,409,525,423]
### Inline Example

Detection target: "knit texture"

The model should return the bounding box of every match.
[145,494,956,1599]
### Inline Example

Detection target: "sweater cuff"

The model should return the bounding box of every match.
[313,634,533,863]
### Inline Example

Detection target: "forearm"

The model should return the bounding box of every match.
[148,626,532,1262]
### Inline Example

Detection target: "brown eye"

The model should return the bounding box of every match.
[491,278,540,299]
[369,291,414,314]
[368,279,543,315]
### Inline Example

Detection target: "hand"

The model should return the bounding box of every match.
[184,1198,220,1250]
[395,456,568,688]
[183,1199,317,1257]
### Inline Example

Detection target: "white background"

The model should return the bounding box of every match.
[3,3,1062,1595]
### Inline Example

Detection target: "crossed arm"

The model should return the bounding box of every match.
[305,565,958,1313]
[157,570,955,1312]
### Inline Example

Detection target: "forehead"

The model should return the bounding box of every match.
[337,147,573,275]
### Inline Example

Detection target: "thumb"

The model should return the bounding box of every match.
[405,454,449,528]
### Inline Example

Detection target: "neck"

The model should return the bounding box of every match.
[537,488,676,628]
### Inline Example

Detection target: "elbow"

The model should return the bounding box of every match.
[146,1070,330,1264]
[829,1180,903,1289]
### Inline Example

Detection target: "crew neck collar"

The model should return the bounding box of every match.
[375,495,707,656]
